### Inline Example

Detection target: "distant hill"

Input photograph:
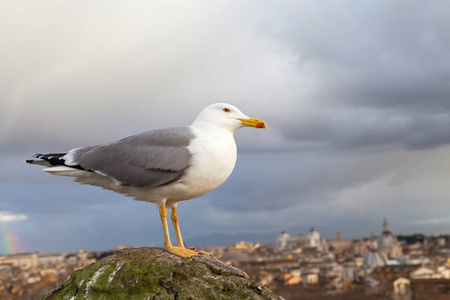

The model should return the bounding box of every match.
[184,232,278,248]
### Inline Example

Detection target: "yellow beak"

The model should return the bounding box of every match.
[239,117,267,129]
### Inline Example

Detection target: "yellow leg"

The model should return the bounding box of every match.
[159,202,198,258]
[171,206,213,257]
[171,207,185,248]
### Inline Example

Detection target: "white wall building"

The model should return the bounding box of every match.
[276,228,323,252]
[0,252,66,270]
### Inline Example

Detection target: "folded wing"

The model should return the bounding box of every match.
[46,127,194,188]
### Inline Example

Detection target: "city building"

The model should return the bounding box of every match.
[378,217,403,259]
[363,238,388,269]
[276,228,322,252]
[0,252,65,270]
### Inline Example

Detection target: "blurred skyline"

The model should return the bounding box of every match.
[1,0,450,254]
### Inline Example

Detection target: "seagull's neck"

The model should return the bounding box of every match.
[190,121,237,138]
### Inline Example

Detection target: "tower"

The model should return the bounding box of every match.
[382,217,390,234]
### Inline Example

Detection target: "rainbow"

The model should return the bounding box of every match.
[0,228,21,255]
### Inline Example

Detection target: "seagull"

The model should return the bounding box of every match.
[26,103,266,258]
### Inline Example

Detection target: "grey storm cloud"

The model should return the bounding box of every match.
[1,0,450,253]
[258,0,450,153]
[281,108,450,151]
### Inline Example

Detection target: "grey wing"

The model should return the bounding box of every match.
[67,127,195,188]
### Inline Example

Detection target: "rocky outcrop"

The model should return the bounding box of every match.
[46,247,283,300]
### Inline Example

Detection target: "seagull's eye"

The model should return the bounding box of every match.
[223,108,230,113]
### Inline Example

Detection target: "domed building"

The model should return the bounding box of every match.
[363,238,388,268]
[378,217,402,259]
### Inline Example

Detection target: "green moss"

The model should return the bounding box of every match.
[46,247,282,300]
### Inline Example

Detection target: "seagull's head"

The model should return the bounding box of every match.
[192,103,267,133]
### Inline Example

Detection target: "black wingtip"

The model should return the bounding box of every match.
[30,153,67,166]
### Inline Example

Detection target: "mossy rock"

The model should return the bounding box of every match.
[46,247,283,300]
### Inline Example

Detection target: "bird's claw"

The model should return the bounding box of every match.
[187,247,213,257]
[165,246,199,258]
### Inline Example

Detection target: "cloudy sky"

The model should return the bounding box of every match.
[1,0,450,254]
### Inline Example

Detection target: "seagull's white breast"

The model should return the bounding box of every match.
[183,131,237,197]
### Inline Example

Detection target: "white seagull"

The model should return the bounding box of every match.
[26,103,266,258]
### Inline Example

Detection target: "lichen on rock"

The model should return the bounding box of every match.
[45,247,283,300]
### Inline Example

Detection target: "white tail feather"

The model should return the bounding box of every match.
[43,166,90,177]
[25,160,52,167]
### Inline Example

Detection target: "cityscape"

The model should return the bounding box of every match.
[2,1,449,299]
[1,218,450,300]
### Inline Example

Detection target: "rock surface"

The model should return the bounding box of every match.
[45,247,283,300]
